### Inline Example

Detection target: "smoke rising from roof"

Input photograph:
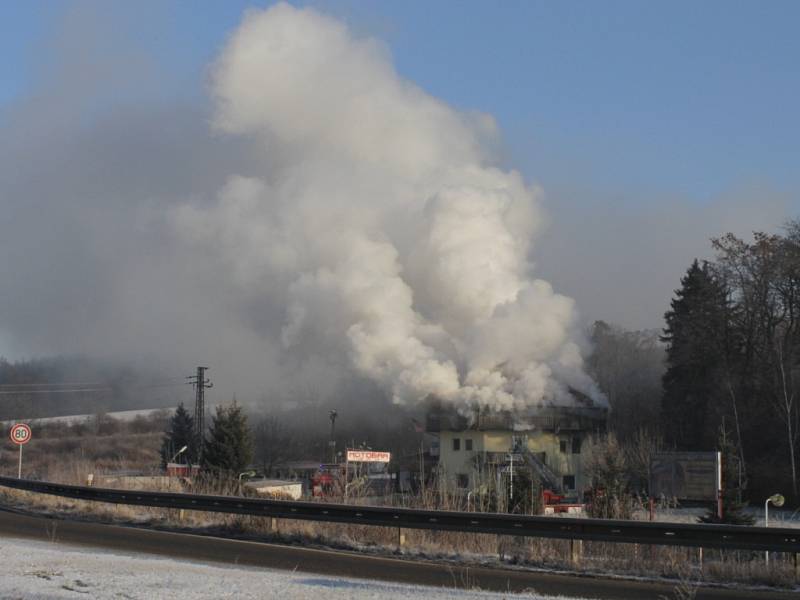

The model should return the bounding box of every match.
[173,3,603,411]
[0,3,604,412]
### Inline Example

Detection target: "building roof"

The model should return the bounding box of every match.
[426,403,607,433]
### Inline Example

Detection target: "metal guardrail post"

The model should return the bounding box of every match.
[570,539,582,565]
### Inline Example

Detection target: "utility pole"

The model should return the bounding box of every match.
[329,409,337,464]
[186,367,212,463]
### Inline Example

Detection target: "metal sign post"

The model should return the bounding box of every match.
[510,453,514,501]
[506,453,521,503]
[9,423,32,478]
[716,451,723,521]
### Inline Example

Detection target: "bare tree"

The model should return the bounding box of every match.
[583,433,633,519]
[623,428,663,494]
[713,230,800,496]
[252,415,295,475]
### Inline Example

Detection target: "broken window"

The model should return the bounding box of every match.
[465,438,473,451]
[452,437,461,451]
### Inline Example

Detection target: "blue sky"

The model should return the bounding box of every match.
[2,0,797,202]
[0,1,798,330]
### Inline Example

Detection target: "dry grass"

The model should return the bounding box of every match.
[0,415,164,481]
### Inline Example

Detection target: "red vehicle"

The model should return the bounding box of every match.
[543,489,584,514]
[542,489,565,505]
[311,464,344,497]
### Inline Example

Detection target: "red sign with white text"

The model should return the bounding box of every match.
[346,449,391,463]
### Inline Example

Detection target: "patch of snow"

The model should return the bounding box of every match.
[631,506,800,528]
[0,536,587,599]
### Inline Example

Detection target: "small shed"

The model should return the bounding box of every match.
[244,478,303,500]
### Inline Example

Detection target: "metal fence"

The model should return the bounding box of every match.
[1,476,798,553]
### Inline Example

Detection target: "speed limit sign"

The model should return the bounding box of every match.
[9,423,31,478]
[9,423,31,445]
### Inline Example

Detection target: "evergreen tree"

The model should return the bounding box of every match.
[160,403,195,468]
[699,422,754,525]
[203,400,254,475]
[662,260,730,449]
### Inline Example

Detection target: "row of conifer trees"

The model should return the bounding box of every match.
[160,401,253,476]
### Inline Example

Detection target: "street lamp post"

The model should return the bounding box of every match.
[764,493,785,567]
[170,445,189,464]
[238,470,256,492]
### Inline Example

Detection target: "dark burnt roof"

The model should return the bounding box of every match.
[424,396,607,433]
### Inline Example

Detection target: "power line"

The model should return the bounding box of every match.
[0,388,112,395]
[0,379,191,392]
[0,382,107,388]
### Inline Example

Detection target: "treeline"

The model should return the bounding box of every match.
[591,221,800,505]
[662,224,800,503]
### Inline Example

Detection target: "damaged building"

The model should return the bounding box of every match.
[426,396,607,500]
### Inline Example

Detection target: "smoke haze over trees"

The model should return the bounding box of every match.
[586,322,663,442]
[0,357,190,421]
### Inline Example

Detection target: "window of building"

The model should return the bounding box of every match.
[571,436,582,454]
[456,473,469,488]
[559,440,568,453]
[465,438,473,451]
[430,439,440,457]
[452,437,461,451]
[562,475,576,490]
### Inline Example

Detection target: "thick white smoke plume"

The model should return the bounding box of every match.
[173,3,603,413]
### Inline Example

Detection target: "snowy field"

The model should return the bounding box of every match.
[0,536,587,600]
[0,407,176,428]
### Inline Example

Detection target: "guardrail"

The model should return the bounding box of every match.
[1,476,798,553]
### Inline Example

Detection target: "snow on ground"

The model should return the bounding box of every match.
[0,407,176,428]
[0,536,587,600]
[631,506,800,528]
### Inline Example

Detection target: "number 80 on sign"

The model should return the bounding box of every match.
[9,423,31,445]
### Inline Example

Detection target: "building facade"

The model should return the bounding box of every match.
[428,404,607,499]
